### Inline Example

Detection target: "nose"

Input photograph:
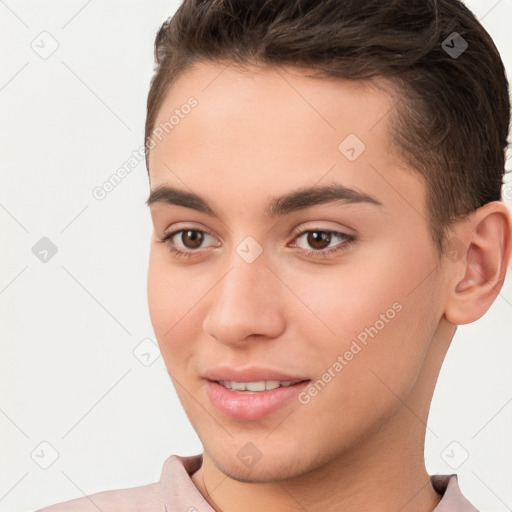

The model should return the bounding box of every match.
[202,250,286,347]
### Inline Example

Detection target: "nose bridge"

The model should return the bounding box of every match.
[202,242,285,344]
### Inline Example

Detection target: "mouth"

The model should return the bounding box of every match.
[205,378,311,420]
[215,379,308,392]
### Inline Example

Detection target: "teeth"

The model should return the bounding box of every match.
[217,380,297,391]
[246,381,266,391]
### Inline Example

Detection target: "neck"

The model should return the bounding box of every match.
[191,319,455,512]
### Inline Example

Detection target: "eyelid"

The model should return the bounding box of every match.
[162,221,216,240]
[289,222,356,238]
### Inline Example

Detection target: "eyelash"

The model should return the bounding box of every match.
[157,227,356,260]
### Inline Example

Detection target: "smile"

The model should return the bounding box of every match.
[206,379,310,420]
[216,380,298,392]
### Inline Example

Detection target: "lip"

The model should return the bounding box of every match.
[206,380,310,420]
[202,366,310,421]
[203,366,308,383]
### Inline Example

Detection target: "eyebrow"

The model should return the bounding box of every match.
[145,182,383,218]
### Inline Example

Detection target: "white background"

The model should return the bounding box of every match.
[0,1,511,511]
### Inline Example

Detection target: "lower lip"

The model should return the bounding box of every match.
[206,380,310,421]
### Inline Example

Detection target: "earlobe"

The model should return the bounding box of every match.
[444,201,512,325]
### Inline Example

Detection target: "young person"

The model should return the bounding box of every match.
[38,0,512,510]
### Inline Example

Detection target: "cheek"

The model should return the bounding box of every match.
[147,249,173,337]
[289,262,440,448]
[292,239,440,384]
[147,248,203,362]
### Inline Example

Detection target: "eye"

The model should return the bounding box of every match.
[157,228,218,259]
[291,228,356,258]
[157,226,357,260]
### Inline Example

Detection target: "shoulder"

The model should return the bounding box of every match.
[35,453,201,512]
[35,481,164,512]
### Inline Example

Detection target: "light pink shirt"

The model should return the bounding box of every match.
[36,453,479,511]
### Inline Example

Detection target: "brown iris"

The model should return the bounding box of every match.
[180,230,204,249]
[306,231,332,250]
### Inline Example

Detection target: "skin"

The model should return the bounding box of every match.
[146,61,512,512]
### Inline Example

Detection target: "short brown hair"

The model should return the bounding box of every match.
[144,0,510,255]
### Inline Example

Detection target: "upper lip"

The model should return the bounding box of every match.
[203,366,309,383]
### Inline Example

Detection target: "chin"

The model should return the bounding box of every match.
[205,441,317,483]
[214,457,308,483]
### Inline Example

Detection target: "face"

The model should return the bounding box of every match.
[146,61,447,481]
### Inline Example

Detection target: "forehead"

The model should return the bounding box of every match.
[150,61,396,154]
[148,61,424,218]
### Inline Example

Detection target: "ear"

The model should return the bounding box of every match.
[444,201,512,325]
